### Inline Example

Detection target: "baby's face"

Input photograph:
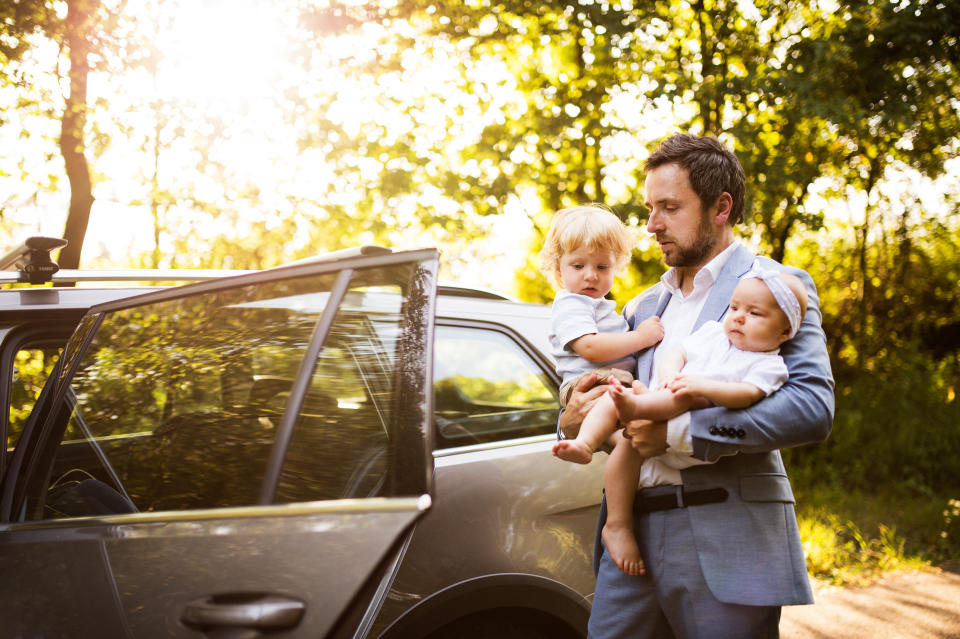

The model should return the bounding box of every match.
[722,277,791,352]
[558,248,616,299]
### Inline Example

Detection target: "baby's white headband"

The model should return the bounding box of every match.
[743,260,803,338]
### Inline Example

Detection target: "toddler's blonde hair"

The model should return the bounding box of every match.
[539,204,634,288]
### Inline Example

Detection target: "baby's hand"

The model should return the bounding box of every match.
[667,373,706,398]
[635,316,664,347]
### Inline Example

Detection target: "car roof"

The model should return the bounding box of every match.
[435,294,553,359]
[0,238,555,359]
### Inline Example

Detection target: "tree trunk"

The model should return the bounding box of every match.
[57,0,99,271]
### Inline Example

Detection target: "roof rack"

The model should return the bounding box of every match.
[0,239,397,286]
[0,240,512,300]
[0,236,68,284]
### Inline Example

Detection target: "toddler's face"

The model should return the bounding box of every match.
[722,277,791,352]
[558,248,616,299]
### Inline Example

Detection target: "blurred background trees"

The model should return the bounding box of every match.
[1,0,959,521]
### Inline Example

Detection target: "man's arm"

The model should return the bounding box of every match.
[689,267,835,461]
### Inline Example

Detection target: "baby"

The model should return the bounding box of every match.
[608,262,808,431]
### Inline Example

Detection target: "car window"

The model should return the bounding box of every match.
[433,325,559,449]
[8,346,62,451]
[18,263,432,521]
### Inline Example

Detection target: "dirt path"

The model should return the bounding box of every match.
[780,565,960,638]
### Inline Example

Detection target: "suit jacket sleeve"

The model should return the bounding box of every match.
[689,267,835,461]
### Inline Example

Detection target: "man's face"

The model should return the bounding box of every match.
[643,163,718,268]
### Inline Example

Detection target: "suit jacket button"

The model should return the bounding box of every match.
[736,428,746,439]
[709,426,719,435]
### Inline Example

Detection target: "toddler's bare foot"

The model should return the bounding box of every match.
[552,439,594,464]
[607,377,642,424]
[602,522,645,576]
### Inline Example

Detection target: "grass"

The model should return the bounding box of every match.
[793,484,960,586]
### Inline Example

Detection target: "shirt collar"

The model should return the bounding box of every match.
[659,240,740,295]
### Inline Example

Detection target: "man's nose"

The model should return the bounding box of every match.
[646,210,664,233]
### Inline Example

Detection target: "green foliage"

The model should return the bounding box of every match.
[7,347,60,449]
[0,1,53,68]
[438,374,552,406]
[794,485,957,585]
[798,509,924,585]
[785,347,960,495]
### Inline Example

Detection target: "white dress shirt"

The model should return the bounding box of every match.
[638,241,740,488]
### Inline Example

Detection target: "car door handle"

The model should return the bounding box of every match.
[181,593,305,633]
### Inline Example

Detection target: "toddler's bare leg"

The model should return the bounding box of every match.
[553,393,619,464]
[601,432,645,576]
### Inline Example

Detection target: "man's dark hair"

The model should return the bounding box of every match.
[644,134,746,225]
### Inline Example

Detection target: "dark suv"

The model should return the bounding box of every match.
[0,239,603,639]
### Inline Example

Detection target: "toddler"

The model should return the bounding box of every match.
[541,204,664,576]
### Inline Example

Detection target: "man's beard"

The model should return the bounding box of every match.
[662,214,717,267]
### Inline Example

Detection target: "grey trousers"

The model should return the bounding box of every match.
[587,501,781,639]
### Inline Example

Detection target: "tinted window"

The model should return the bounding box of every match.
[20,263,432,521]
[433,325,559,449]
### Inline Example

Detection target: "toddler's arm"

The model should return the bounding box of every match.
[570,316,663,363]
[667,375,765,409]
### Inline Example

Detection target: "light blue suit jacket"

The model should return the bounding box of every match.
[617,244,835,606]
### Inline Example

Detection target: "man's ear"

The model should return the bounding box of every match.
[713,192,733,226]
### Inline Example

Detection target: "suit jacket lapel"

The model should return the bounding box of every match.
[692,245,756,332]
[632,285,671,385]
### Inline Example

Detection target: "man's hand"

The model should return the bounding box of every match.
[622,418,669,457]
[620,381,668,456]
[558,372,608,439]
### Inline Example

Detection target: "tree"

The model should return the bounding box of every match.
[0,0,109,269]
[783,0,960,365]
[58,0,100,270]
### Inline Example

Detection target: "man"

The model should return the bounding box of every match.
[558,134,835,638]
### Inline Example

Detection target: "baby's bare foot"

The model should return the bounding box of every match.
[602,522,646,576]
[608,377,641,424]
[552,439,594,464]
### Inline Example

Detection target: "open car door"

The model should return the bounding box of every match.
[0,248,438,639]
